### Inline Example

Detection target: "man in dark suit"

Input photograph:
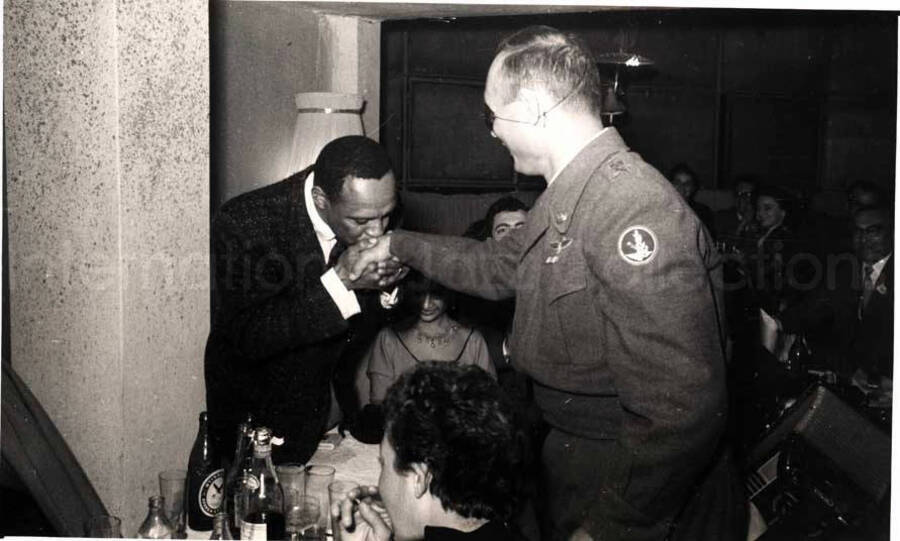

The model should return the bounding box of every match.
[780,205,893,393]
[352,26,742,541]
[204,135,405,464]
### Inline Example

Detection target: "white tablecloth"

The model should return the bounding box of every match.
[307,430,381,487]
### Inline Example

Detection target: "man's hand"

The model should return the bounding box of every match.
[334,238,397,290]
[330,485,393,541]
[347,235,396,282]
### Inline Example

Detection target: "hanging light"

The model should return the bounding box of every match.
[601,68,628,124]
[286,92,365,177]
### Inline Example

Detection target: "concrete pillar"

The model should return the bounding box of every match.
[5,0,209,533]
[318,14,382,140]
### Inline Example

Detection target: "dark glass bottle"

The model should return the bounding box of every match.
[224,414,254,537]
[187,412,225,531]
[239,427,285,541]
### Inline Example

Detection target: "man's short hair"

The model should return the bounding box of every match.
[466,196,530,241]
[313,135,393,200]
[494,25,602,118]
[847,180,887,204]
[383,363,522,521]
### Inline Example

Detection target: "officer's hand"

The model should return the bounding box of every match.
[347,236,395,281]
[330,486,392,541]
[334,240,388,290]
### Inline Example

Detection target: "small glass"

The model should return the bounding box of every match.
[328,480,359,541]
[304,465,335,535]
[86,515,123,538]
[159,469,187,538]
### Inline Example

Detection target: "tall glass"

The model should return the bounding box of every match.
[304,465,335,536]
[328,480,359,541]
[158,469,187,537]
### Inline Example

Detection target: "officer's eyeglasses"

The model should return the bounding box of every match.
[483,68,588,132]
[854,224,886,239]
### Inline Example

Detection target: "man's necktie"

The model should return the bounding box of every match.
[859,263,875,319]
[327,241,347,268]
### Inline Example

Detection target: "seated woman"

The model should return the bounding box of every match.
[362,271,495,405]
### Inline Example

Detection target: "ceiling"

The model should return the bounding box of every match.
[254,1,633,21]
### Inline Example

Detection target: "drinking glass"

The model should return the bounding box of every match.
[285,495,322,540]
[276,463,306,503]
[328,480,359,541]
[86,515,123,538]
[304,465,335,535]
[158,469,186,537]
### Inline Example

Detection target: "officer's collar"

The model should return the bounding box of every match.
[545,127,630,235]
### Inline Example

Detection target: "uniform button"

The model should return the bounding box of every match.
[555,212,568,224]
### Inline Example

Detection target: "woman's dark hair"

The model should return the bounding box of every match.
[756,185,797,230]
[394,270,456,330]
[383,363,523,521]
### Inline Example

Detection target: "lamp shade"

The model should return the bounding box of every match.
[287,92,365,177]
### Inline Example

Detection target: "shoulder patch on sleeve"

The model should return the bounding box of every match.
[618,225,658,265]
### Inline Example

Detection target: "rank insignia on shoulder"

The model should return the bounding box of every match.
[545,236,573,264]
[618,226,657,265]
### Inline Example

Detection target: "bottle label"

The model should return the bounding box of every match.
[198,468,225,517]
[240,519,267,541]
[243,473,260,491]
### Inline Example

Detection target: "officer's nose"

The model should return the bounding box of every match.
[423,294,436,310]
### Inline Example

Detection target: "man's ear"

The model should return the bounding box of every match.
[410,463,432,499]
[517,87,542,117]
[311,185,330,212]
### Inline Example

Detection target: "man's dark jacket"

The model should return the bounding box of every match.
[781,254,893,378]
[204,170,383,463]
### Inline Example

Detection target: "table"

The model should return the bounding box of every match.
[307,430,381,487]
[185,431,379,539]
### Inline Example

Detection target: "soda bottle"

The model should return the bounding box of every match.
[240,427,285,540]
[187,412,225,531]
[136,495,175,539]
[224,414,254,537]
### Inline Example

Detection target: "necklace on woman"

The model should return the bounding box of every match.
[415,323,460,349]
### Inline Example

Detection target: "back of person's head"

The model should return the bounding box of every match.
[383,362,521,521]
[493,25,602,118]
[314,135,393,200]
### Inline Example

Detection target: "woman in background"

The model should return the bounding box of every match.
[362,270,494,405]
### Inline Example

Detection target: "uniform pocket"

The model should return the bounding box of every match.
[547,243,604,367]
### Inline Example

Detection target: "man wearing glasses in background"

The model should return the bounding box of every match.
[350,26,745,540]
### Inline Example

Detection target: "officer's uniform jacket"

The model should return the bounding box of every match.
[391,128,728,539]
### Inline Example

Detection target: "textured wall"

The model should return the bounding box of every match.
[4,0,209,534]
[210,4,381,209]
[210,1,320,208]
